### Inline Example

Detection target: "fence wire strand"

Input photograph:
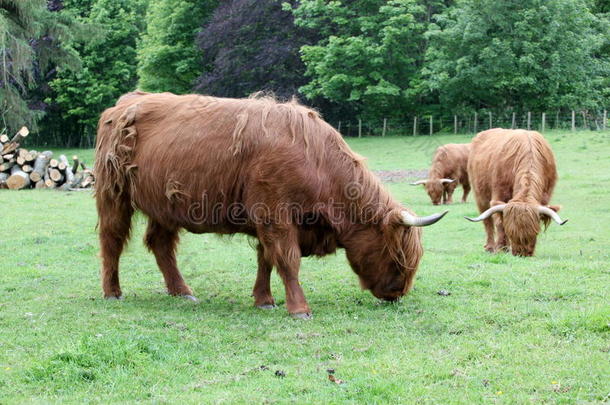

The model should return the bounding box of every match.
[336,110,609,137]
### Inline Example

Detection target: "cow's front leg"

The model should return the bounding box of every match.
[258,225,310,318]
[494,215,508,252]
[144,220,195,300]
[444,183,457,204]
[461,184,470,203]
[445,189,454,204]
[252,244,276,309]
[483,217,496,252]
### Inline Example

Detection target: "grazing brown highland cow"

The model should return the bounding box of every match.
[95,91,447,318]
[412,143,471,205]
[466,128,567,256]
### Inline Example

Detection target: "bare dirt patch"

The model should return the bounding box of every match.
[373,169,428,183]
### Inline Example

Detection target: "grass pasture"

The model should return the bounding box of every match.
[0,130,608,403]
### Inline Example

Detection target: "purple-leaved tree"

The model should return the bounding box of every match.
[195,0,318,100]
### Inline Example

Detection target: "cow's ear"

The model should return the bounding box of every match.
[387,210,405,227]
[548,205,561,212]
[490,200,506,206]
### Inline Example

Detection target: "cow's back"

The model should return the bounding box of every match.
[431,143,470,182]
[95,92,359,232]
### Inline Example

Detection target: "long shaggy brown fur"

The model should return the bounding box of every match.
[468,128,561,256]
[423,143,471,205]
[95,91,425,314]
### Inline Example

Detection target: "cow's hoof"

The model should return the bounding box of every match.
[105,295,123,301]
[257,304,277,310]
[291,312,312,320]
[181,294,199,302]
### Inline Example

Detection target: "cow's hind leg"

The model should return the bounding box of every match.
[144,220,195,300]
[98,199,133,299]
[252,244,276,309]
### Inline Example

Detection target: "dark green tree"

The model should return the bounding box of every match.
[593,0,610,13]
[423,0,609,112]
[0,0,84,133]
[137,0,217,94]
[44,0,147,145]
[291,0,447,120]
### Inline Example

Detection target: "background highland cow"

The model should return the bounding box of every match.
[466,129,567,256]
[411,143,471,205]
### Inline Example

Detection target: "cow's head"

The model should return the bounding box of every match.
[465,202,566,256]
[411,179,455,205]
[343,209,447,301]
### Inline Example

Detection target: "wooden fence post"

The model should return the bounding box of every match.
[581,111,587,130]
[382,118,387,137]
[413,116,418,136]
[571,110,576,131]
[454,115,458,134]
[555,111,560,130]
[474,112,478,134]
[429,116,433,136]
[488,111,492,129]
[358,119,362,138]
[604,110,607,131]
[338,121,342,133]
[541,112,546,132]
[511,112,516,129]
[527,112,531,130]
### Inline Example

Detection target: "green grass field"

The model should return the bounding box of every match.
[0,130,608,403]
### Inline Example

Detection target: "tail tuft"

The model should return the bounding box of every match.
[94,103,140,205]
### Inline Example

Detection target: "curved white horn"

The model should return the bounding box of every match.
[410,179,428,186]
[464,204,506,222]
[401,210,448,227]
[440,178,455,184]
[538,206,568,225]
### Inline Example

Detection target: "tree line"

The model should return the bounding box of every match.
[1,0,609,145]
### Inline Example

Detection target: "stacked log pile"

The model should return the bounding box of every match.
[0,127,95,190]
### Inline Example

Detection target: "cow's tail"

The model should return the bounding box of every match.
[94,103,139,208]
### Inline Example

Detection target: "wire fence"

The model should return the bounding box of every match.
[20,108,610,147]
[335,109,610,137]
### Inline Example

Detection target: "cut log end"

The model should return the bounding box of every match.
[7,171,31,190]
[45,179,57,189]
[30,172,42,182]
[49,168,64,183]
